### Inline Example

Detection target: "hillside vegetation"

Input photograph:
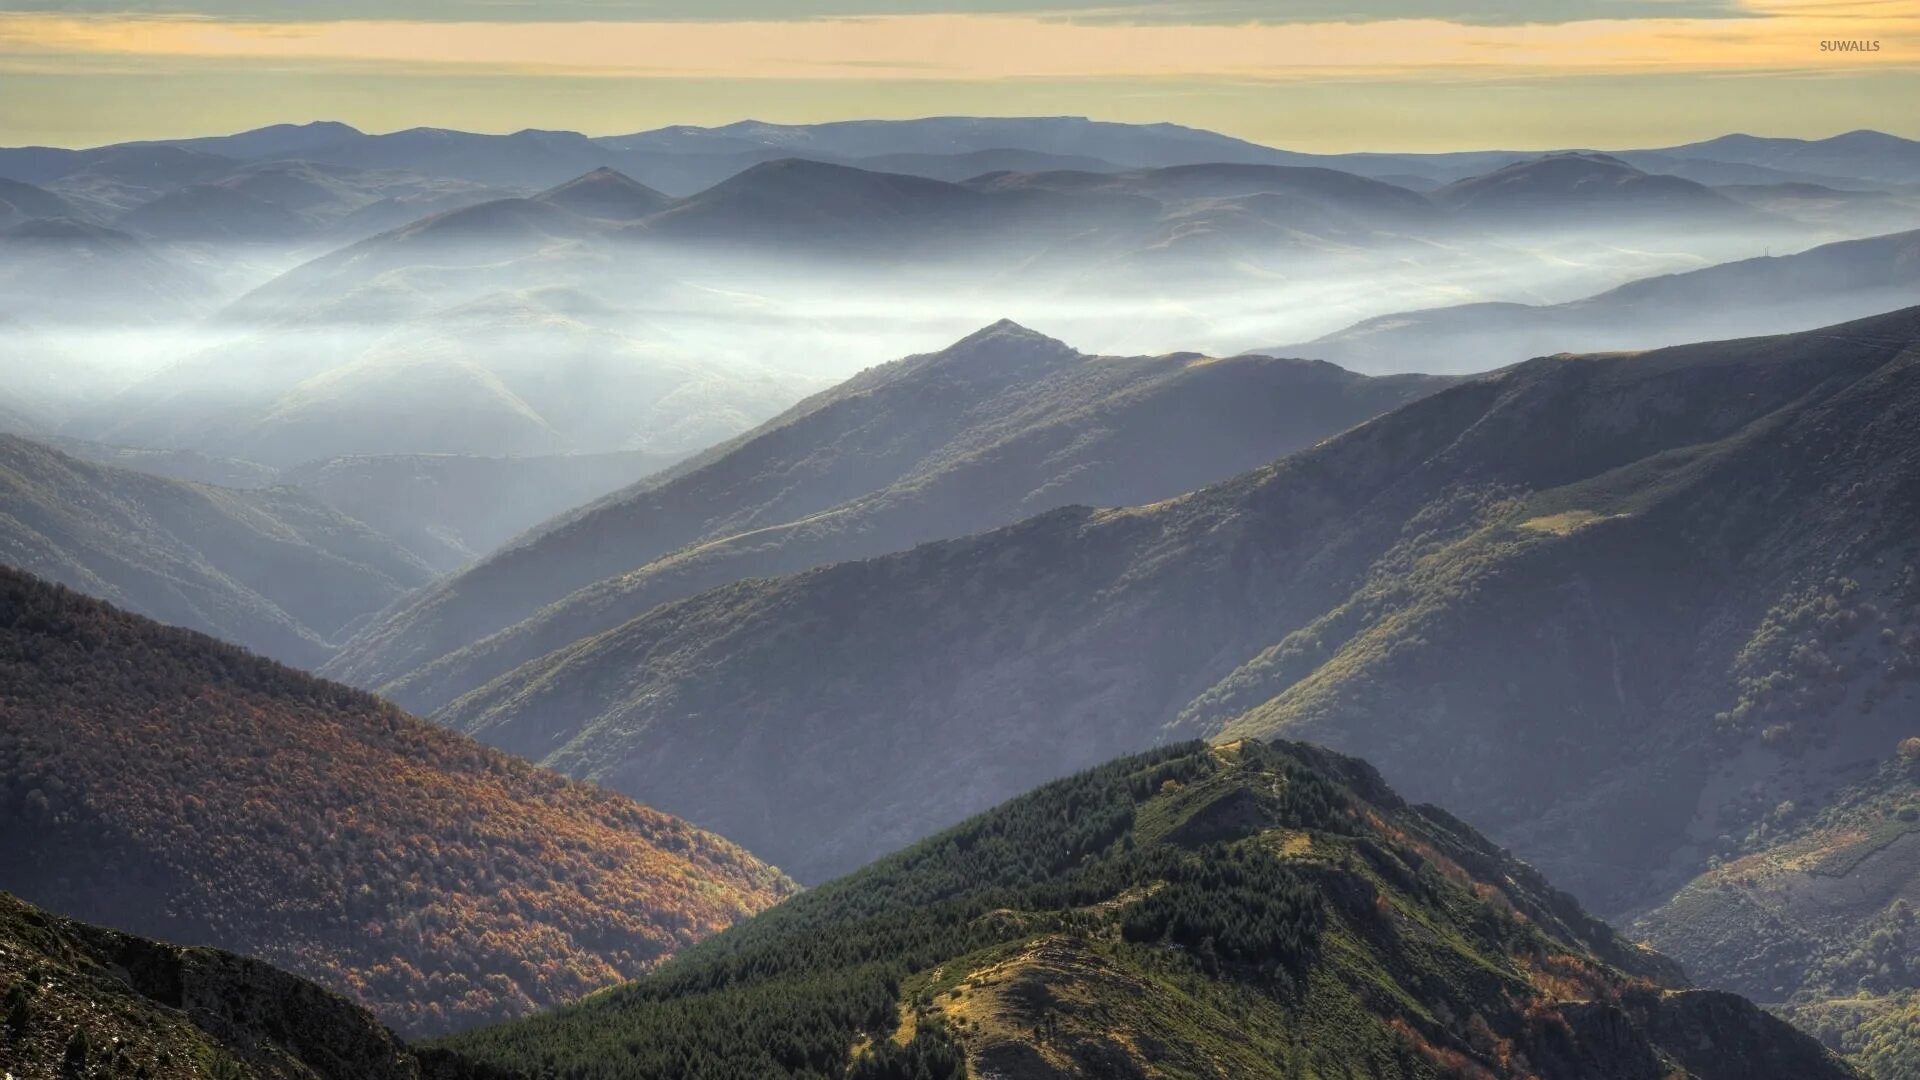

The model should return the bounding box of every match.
[0,892,511,1080]
[1636,749,1920,1077]
[442,740,1852,1080]
[0,567,794,1036]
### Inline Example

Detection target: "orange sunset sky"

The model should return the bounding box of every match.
[0,0,1914,149]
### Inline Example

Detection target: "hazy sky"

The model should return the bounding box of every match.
[1,0,1914,149]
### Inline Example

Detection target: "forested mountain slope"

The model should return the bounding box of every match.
[0,568,794,1037]
[442,740,1854,1080]
[0,893,508,1080]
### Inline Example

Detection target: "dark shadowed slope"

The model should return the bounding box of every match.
[324,321,1450,711]
[1276,226,1920,374]
[442,740,1853,1080]
[1636,750,1920,1077]
[0,567,794,1037]
[430,308,1920,902]
[0,433,431,667]
[0,892,511,1080]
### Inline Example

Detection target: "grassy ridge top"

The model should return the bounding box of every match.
[443,740,1850,1080]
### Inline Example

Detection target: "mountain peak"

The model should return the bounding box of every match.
[935,318,1077,365]
[535,166,673,220]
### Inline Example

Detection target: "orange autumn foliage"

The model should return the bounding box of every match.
[0,568,797,1037]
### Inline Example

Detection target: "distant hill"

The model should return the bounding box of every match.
[0,433,432,667]
[442,740,1853,1080]
[1273,227,1920,374]
[0,892,511,1080]
[421,308,1920,906]
[322,321,1451,711]
[0,217,213,324]
[533,167,672,221]
[0,176,80,226]
[1647,130,1920,187]
[1432,152,1754,223]
[281,449,684,573]
[140,119,367,161]
[0,567,795,1037]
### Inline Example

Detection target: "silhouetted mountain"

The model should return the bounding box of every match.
[141,119,367,161]
[443,740,1852,1080]
[0,892,510,1080]
[601,115,1295,168]
[290,126,613,188]
[1276,226,1920,374]
[322,321,1449,711]
[421,309,1920,905]
[1652,130,1920,186]
[0,433,432,667]
[0,567,795,1036]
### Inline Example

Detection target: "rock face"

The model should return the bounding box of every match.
[441,740,1857,1080]
[0,892,506,1080]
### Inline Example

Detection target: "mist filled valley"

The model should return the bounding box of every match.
[6,104,1920,1080]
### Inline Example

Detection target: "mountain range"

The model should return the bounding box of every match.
[320,321,1451,711]
[0,566,793,1036]
[11,118,1919,196]
[404,305,1920,922]
[1275,226,1920,374]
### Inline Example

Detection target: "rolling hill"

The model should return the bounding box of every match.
[322,321,1451,711]
[0,566,795,1037]
[439,740,1853,1080]
[0,433,433,667]
[1432,152,1754,224]
[0,217,213,325]
[421,307,1920,907]
[1274,226,1920,374]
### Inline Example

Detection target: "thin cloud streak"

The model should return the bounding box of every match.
[0,7,1913,81]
